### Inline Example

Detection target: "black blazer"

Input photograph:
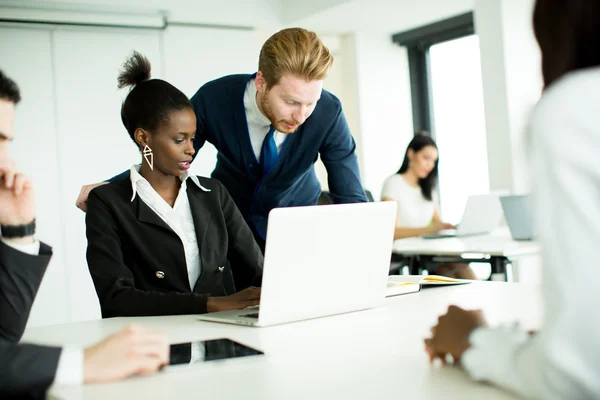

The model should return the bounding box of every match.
[0,240,62,399]
[85,174,263,318]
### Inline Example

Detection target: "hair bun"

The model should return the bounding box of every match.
[117,51,151,89]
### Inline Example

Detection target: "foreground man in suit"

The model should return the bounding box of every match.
[0,69,169,399]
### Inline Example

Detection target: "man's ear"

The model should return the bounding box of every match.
[134,128,150,149]
[255,71,268,94]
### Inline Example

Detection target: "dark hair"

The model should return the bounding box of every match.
[533,0,600,88]
[0,69,21,104]
[118,51,192,147]
[397,133,439,201]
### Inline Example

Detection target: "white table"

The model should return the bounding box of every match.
[392,229,541,280]
[23,282,542,400]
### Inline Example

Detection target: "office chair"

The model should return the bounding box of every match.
[318,190,374,204]
[318,190,334,205]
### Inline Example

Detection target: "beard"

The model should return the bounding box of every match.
[260,92,300,134]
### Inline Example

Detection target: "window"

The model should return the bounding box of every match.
[392,13,490,224]
[429,35,489,224]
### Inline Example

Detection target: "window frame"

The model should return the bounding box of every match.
[392,12,475,137]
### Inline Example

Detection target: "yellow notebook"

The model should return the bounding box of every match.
[385,281,421,297]
[388,275,472,288]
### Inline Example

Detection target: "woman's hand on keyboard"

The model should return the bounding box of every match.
[206,286,261,312]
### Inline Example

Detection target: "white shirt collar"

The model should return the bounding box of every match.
[129,164,210,202]
[245,79,271,128]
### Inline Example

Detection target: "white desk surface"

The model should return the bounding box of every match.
[393,229,541,258]
[23,282,542,400]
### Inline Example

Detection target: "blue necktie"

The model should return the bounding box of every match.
[259,125,278,176]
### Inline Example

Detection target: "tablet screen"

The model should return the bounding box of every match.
[169,338,263,366]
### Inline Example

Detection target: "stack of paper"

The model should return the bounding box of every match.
[386,275,472,297]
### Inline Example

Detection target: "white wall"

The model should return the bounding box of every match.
[0,25,70,326]
[0,21,267,326]
[475,0,542,194]
[316,33,364,191]
[337,34,365,186]
[353,32,413,200]
[53,26,163,322]
[316,32,413,200]
[162,26,271,178]
[315,32,411,199]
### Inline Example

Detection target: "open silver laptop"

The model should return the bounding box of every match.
[423,194,503,239]
[196,202,397,327]
[500,195,535,240]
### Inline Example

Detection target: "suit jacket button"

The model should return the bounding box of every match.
[156,271,165,279]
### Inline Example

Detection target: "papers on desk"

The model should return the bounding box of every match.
[386,274,474,297]
[386,280,421,297]
[390,275,473,286]
[387,275,472,295]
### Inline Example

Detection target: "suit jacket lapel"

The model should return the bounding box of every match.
[132,187,191,291]
[187,184,211,270]
[136,198,174,233]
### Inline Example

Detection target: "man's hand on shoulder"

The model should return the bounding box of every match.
[76,182,109,212]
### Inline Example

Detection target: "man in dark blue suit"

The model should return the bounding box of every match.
[0,69,169,399]
[77,28,367,250]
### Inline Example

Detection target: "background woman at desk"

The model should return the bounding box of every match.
[85,52,263,318]
[381,134,475,279]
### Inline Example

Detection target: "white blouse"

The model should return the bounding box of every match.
[381,174,435,228]
[129,165,210,291]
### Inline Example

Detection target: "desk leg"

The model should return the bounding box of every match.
[408,256,426,275]
[490,257,509,281]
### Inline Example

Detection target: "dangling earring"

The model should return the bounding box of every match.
[143,145,154,171]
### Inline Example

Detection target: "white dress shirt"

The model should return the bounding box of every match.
[1,239,83,387]
[2,239,40,255]
[243,78,287,160]
[129,165,210,290]
[462,68,600,399]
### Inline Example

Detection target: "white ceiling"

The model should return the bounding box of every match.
[0,0,473,34]
[280,0,352,23]
[287,0,474,34]
[0,0,281,26]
